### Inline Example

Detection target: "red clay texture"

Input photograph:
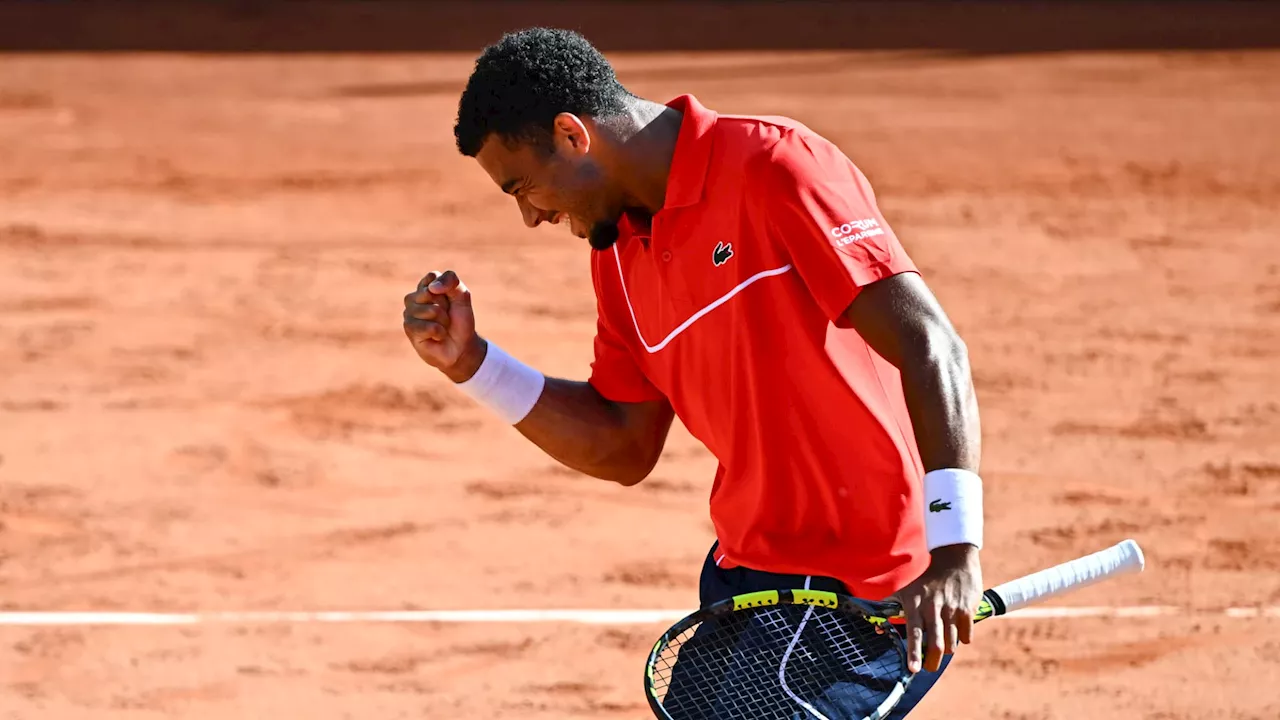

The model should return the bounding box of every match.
[0,39,1277,720]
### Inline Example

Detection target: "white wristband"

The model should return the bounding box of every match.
[923,468,984,551]
[455,341,545,425]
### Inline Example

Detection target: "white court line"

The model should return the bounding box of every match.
[0,610,688,627]
[0,606,1276,626]
[1224,607,1280,619]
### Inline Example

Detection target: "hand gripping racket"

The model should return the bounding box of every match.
[643,539,1145,720]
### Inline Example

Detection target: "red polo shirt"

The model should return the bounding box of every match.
[588,95,928,600]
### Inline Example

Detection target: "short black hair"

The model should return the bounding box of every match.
[454,28,632,157]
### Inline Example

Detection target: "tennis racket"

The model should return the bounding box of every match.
[644,539,1145,720]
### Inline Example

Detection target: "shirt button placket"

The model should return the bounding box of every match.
[653,214,672,262]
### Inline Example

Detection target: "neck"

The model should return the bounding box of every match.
[596,98,683,216]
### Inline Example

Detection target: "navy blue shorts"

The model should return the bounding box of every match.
[661,542,951,719]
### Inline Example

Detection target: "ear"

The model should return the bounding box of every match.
[551,112,591,156]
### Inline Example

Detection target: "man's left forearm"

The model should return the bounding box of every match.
[897,332,981,475]
[839,272,984,553]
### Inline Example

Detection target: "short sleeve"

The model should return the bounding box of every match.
[586,255,666,404]
[751,130,918,323]
[588,315,666,403]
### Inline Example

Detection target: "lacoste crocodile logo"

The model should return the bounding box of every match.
[929,499,952,513]
[713,241,733,267]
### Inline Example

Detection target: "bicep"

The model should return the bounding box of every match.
[841,271,961,369]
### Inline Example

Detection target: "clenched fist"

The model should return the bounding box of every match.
[403,270,487,383]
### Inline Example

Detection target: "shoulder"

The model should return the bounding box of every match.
[712,113,807,166]
[713,114,860,194]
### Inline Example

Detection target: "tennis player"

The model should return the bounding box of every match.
[404,28,985,717]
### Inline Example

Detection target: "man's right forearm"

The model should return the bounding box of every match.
[448,337,673,486]
[514,377,673,485]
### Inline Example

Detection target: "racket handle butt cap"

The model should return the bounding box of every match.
[1120,538,1146,572]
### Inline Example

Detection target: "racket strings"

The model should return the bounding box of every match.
[650,605,908,720]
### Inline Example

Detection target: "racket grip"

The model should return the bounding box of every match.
[988,539,1145,614]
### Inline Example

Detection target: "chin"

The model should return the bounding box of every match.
[587,218,621,251]
[588,222,620,251]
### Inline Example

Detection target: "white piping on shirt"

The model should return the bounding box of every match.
[611,244,793,354]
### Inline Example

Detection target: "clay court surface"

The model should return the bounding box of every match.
[1,36,1278,720]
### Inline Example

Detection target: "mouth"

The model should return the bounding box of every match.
[551,213,581,236]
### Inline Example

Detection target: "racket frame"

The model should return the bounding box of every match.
[644,589,914,720]
[643,539,1146,719]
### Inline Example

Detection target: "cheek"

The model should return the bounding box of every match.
[527,190,570,217]
[559,162,607,212]
[522,191,552,212]
[533,188,582,218]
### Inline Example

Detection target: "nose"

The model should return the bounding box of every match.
[517,196,555,229]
